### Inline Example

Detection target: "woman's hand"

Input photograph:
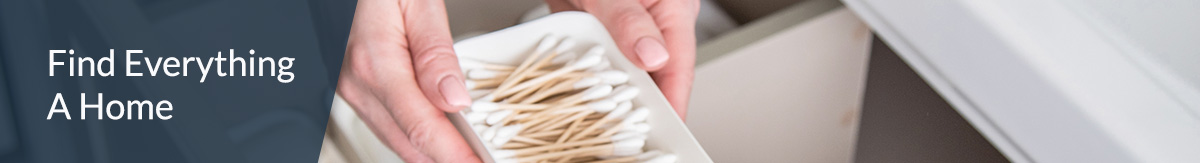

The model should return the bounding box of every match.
[337,0,479,162]
[546,0,699,120]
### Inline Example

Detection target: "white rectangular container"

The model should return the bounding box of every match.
[448,11,713,163]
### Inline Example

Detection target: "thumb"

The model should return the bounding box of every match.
[578,0,671,71]
[405,0,471,113]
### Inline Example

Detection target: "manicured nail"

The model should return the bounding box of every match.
[634,37,669,68]
[440,76,471,109]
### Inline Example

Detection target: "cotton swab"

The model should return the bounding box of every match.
[516,99,616,133]
[466,111,488,124]
[599,108,650,137]
[490,124,524,146]
[580,46,610,72]
[473,102,551,112]
[459,36,676,163]
[459,59,516,71]
[491,35,561,98]
[493,39,575,101]
[498,52,603,96]
[619,123,651,134]
[510,136,551,145]
[543,100,619,115]
[502,80,551,103]
[541,84,612,109]
[481,125,501,141]
[566,101,633,142]
[485,109,515,125]
[504,131,645,156]
[593,70,630,85]
[520,76,600,104]
[528,109,593,132]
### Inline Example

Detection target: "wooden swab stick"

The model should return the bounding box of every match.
[459,58,516,71]
[511,136,552,145]
[520,76,583,104]
[510,135,626,156]
[515,111,567,129]
[555,117,586,144]
[519,112,570,133]
[531,110,594,132]
[505,77,561,103]
[597,108,650,137]
[551,117,589,163]
[523,39,576,79]
[466,69,562,90]
[501,142,536,149]
[518,98,608,124]
[520,75,602,104]
[496,110,522,126]
[492,42,569,101]
[566,101,632,141]
[468,69,554,80]
[522,112,577,133]
[467,79,504,89]
[517,119,600,139]
[533,84,612,115]
[520,128,567,138]
[491,35,560,99]
[497,53,602,97]
[472,102,551,112]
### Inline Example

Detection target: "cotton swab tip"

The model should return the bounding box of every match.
[485,109,514,125]
[580,84,614,100]
[494,157,518,163]
[491,150,517,159]
[621,123,652,134]
[588,99,618,112]
[482,125,501,141]
[609,86,641,102]
[491,124,523,146]
[472,101,500,112]
[610,131,643,141]
[588,57,611,72]
[613,101,633,115]
[603,101,634,120]
[621,108,651,124]
[596,70,629,84]
[466,112,488,124]
[567,53,603,69]
[611,139,646,156]
[489,124,523,145]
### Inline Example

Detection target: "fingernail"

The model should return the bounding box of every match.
[634,37,670,68]
[440,76,471,109]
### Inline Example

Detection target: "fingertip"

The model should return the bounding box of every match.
[438,75,471,112]
[635,37,670,71]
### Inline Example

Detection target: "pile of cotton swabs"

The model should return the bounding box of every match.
[460,35,676,163]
